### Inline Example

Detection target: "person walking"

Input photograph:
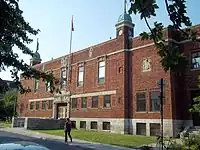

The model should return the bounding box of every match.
[64,118,72,142]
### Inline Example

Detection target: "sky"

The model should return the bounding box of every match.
[1,0,200,80]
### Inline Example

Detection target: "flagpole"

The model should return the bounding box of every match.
[69,15,73,56]
[67,15,74,119]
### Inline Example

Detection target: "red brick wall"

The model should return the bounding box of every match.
[18,36,127,118]
[17,24,200,121]
[131,44,172,119]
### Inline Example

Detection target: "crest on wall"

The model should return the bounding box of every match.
[61,56,68,67]
[88,47,93,58]
[142,58,152,72]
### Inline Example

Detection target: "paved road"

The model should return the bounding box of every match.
[0,127,135,150]
[0,130,92,150]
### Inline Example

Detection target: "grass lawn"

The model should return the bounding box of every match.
[0,121,11,128]
[34,129,156,148]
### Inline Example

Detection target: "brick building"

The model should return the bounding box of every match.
[16,8,200,137]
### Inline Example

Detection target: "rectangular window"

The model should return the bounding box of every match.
[92,96,98,108]
[48,100,53,109]
[60,67,67,89]
[36,101,40,110]
[71,98,77,108]
[150,91,160,112]
[78,65,84,87]
[136,123,146,135]
[71,121,76,129]
[34,79,39,92]
[42,101,46,110]
[91,121,97,129]
[191,51,200,69]
[150,123,160,136]
[81,97,87,108]
[29,102,34,110]
[103,122,111,130]
[80,121,86,129]
[61,67,67,78]
[136,92,146,112]
[104,95,111,108]
[98,60,105,83]
[46,82,51,92]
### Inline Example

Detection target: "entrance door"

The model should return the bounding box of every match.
[58,106,67,119]
[191,90,200,126]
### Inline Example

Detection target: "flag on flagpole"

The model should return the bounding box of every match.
[71,16,74,31]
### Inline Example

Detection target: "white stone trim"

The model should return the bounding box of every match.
[28,90,116,102]
[70,90,116,98]
[29,97,54,102]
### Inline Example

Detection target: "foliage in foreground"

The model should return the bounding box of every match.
[0,89,18,121]
[129,0,199,72]
[0,0,59,94]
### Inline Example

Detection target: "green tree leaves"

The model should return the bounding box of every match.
[129,0,196,72]
[0,0,58,94]
[0,89,17,120]
[129,0,159,19]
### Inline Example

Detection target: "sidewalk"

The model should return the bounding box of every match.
[0,127,137,150]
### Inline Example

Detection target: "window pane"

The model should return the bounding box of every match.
[99,67,105,78]
[42,101,46,110]
[30,102,34,110]
[78,71,84,82]
[81,97,87,108]
[80,121,86,129]
[92,96,98,108]
[150,91,160,112]
[36,101,40,110]
[79,66,84,72]
[103,122,110,130]
[91,121,97,129]
[61,68,67,78]
[34,79,39,92]
[72,98,77,108]
[46,82,51,91]
[104,95,111,107]
[136,93,146,112]
[48,100,53,109]
[192,52,200,69]
[136,123,146,135]
[150,123,160,136]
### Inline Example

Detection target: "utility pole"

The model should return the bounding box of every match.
[157,78,165,150]
[160,78,164,150]
[66,15,74,119]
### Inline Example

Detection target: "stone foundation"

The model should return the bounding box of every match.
[12,117,66,130]
[71,118,193,137]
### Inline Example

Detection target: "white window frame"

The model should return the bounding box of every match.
[191,51,200,70]
[77,64,84,87]
[34,79,39,92]
[60,67,67,89]
[98,59,105,83]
